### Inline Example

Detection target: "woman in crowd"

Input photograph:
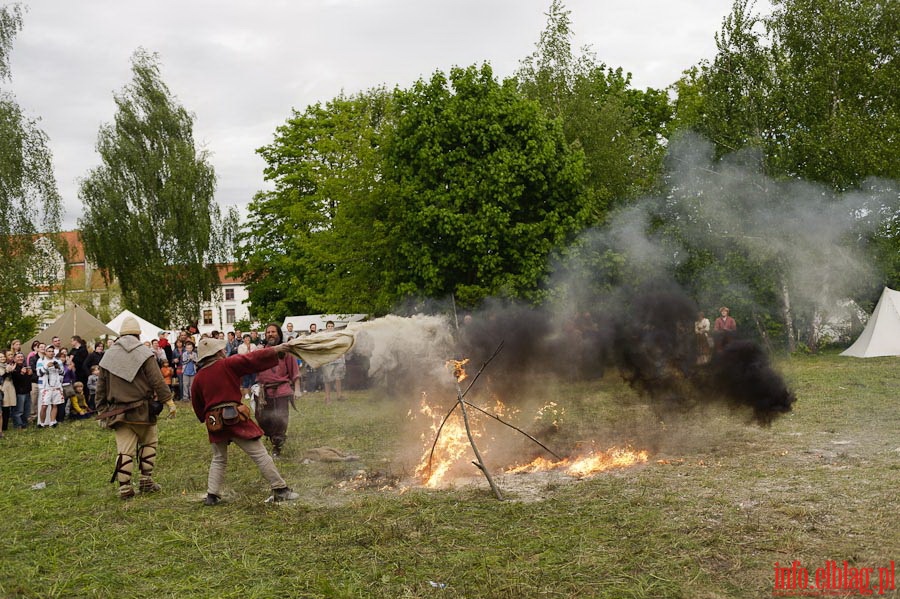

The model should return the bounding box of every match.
[237,333,256,397]
[151,339,166,365]
[170,338,184,398]
[11,353,33,429]
[0,353,15,435]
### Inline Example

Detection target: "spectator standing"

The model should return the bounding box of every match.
[28,342,44,422]
[37,346,64,427]
[237,334,257,397]
[83,342,105,408]
[170,339,184,398]
[70,336,89,387]
[150,339,166,365]
[160,360,175,396]
[61,352,78,420]
[0,353,15,433]
[87,365,100,410]
[181,341,198,401]
[714,306,737,350]
[304,323,321,392]
[694,311,711,364]
[715,306,737,332]
[225,331,239,356]
[249,329,264,347]
[84,342,105,378]
[11,353,33,429]
[321,321,346,404]
[157,331,173,364]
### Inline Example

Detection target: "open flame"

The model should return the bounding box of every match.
[504,447,649,478]
[413,392,480,487]
[447,358,469,383]
[411,384,649,487]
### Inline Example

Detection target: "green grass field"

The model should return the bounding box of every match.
[1,353,897,598]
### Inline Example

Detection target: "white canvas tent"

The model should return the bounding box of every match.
[106,310,166,343]
[841,287,900,357]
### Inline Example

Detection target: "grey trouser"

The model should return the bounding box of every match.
[207,437,287,497]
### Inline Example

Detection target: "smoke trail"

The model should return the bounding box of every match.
[345,135,896,429]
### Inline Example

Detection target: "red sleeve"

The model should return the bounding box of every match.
[226,348,281,378]
[284,354,300,383]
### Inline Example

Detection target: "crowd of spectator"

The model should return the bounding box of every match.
[0,322,354,436]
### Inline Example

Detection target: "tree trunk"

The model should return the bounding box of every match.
[807,306,822,354]
[780,277,797,353]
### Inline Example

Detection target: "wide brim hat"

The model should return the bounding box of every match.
[197,337,228,362]
[119,316,142,336]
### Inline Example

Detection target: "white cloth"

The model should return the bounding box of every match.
[283,331,355,368]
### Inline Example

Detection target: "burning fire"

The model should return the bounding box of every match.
[505,447,649,478]
[447,358,469,383]
[411,384,649,488]
[413,391,480,488]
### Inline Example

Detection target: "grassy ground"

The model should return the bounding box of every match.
[0,353,897,598]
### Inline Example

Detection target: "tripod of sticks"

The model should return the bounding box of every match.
[424,341,562,501]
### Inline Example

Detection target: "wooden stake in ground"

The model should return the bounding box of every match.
[451,360,503,501]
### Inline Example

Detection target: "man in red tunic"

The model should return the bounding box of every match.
[191,337,299,506]
[254,323,302,457]
[713,306,738,351]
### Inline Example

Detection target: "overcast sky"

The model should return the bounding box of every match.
[8,0,771,230]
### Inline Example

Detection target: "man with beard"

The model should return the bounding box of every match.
[253,323,302,457]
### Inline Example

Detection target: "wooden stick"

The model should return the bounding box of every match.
[454,377,503,500]
[462,400,563,461]
[459,341,505,399]
[423,342,502,482]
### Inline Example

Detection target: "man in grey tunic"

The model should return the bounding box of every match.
[96,316,176,500]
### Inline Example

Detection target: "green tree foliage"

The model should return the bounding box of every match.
[670,0,771,158]
[0,4,62,344]
[385,64,589,306]
[768,0,899,189]
[241,66,589,316]
[79,49,236,328]
[669,0,900,345]
[236,89,394,320]
[673,0,898,187]
[517,0,672,214]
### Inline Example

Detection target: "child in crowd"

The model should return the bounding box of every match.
[87,365,100,410]
[181,341,198,401]
[160,360,175,396]
[37,346,64,427]
[69,382,92,419]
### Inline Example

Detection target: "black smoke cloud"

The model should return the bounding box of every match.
[456,283,795,426]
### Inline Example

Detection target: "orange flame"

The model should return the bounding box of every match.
[505,447,649,478]
[413,392,481,487]
[410,379,648,489]
[446,359,469,383]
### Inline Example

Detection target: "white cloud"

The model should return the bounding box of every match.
[7,0,771,229]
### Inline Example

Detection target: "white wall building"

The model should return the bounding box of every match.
[197,264,254,336]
